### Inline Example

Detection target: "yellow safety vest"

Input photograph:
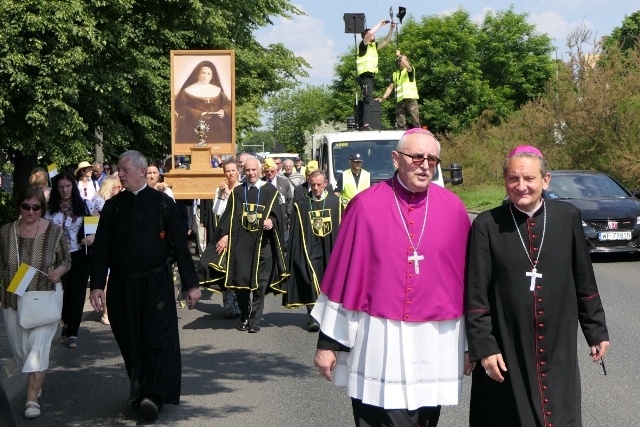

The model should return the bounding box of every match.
[341,169,370,206]
[356,43,378,75]
[394,68,419,102]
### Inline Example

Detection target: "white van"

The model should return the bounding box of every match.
[311,130,458,189]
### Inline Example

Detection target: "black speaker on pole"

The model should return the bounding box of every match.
[343,13,365,34]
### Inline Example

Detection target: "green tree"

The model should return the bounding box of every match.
[605,10,640,51]
[267,85,334,155]
[0,0,308,196]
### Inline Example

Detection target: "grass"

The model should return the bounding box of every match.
[450,185,505,213]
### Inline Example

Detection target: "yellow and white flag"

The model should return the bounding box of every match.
[47,163,58,179]
[84,216,99,235]
[8,263,37,296]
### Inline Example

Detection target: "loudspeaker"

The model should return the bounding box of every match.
[343,13,365,34]
[356,101,381,130]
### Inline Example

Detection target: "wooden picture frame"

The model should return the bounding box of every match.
[170,50,236,157]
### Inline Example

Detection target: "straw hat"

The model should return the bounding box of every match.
[74,161,92,177]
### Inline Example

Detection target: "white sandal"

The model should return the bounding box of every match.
[24,400,41,418]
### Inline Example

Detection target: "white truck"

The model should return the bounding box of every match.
[311,130,462,189]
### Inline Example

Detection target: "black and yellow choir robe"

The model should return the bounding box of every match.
[212,181,287,293]
[90,186,199,406]
[277,190,342,307]
[466,200,609,427]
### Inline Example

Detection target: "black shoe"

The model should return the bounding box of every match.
[236,319,249,331]
[130,399,141,410]
[139,398,159,420]
[248,325,260,333]
[307,321,320,332]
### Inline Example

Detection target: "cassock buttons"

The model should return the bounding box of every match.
[542,385,548,389]
[533,247,539,252]
[537,285,542,290]
[540,361,546,366]
[407,287,412,292]
[532,234,538,239]
[408,274,413,279]
[406,301,411,305]
[539,348,545,353]
[541,373,548,377]
[538,335,545,340]
[538,310,544,315]
[410,220,415,225]
[538,323,545,328]
[409,207,415,211]
[405,314,410,319]
[544,398,550,403]
[538,298,543,303]
[546,412,553,416]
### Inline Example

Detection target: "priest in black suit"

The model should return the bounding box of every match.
[89,150,201,420]
[466,145,609,427]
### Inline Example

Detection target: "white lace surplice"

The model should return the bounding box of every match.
[311,293,465,410]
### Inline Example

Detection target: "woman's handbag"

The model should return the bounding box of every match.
[17,283,63,329]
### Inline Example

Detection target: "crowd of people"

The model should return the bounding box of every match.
[0,140,610,426]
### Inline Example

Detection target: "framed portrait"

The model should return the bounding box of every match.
[170,50,235,156]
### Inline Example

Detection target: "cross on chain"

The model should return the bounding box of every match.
[526,267,542,291]
[408,250,424,275]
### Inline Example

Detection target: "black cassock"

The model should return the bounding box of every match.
[466,200,609,427]
[277,191,342,306]
[90,186,198,405]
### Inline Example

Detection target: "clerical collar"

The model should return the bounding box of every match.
[513,200,544,218]
[131,183,147,195]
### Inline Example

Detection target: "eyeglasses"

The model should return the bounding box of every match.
[396,151,441,167]
[20,203,42,212]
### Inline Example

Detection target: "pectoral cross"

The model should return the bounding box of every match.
[408,250,424,275]
[526,267,542,291]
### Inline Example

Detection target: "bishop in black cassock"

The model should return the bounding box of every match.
[277,170,342,330]
[466,146,609,427]
[90,152,200,420]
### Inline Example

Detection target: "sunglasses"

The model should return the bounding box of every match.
[104,167,110,171]
[396,150,441,167]
[20,203,42,212]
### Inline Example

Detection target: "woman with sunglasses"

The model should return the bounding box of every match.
[48,170,99,349]
[0,187,71,419]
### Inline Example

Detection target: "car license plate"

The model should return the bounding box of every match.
[598,231,632,241]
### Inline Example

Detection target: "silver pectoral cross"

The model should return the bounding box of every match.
[408,250,424,274]
[526,267,542,291]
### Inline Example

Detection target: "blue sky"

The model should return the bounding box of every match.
[255,1,639,86]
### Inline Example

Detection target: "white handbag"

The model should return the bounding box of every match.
[17,283,63,329]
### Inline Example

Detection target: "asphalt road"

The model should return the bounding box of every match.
[4,253,640,426]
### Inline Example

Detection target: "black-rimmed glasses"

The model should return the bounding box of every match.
[396,151,441,167]
[20,203,42,212]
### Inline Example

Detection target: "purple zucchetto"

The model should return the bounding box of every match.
[507,145,543,159]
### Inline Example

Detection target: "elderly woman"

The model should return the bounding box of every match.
[175,61,231,144]
[48,170,98,349]
[0,187,71,419]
